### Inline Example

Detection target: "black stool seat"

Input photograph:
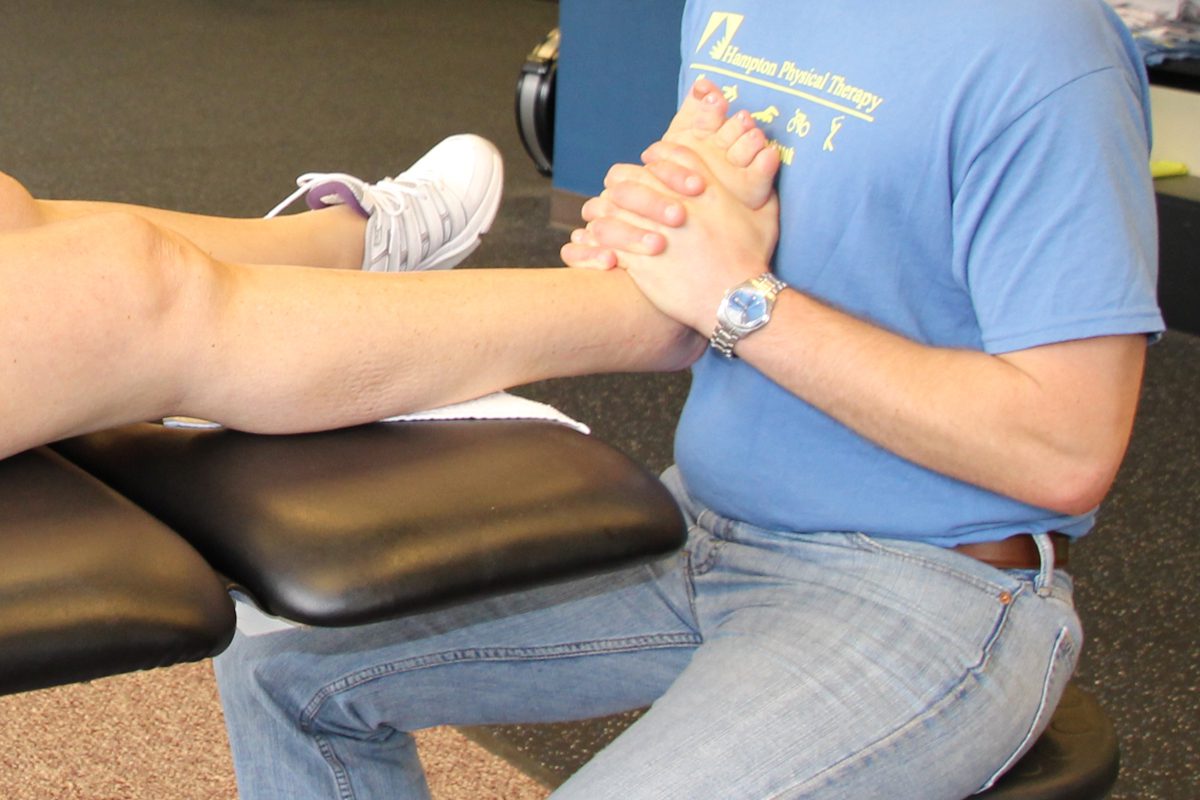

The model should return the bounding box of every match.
[976,683,1120,799]
[0,448,234,696]
[53,420,685,626]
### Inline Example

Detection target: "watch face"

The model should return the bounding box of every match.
[723,287,769,331]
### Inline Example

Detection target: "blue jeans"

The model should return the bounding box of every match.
[214,467,1081,799]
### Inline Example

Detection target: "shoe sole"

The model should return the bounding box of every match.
[420,137,505,271]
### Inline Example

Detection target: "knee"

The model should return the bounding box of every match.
[0,171,41,230]
[213,636,276,707]
[46,212,225,385]
[88,211,209,325]
[214,634,319,729]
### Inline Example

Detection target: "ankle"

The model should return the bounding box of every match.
[292,206,366,270]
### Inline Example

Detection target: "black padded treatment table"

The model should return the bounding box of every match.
[0,418,1120,800]
[1,417,685,695]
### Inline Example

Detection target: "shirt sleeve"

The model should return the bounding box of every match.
[952,66,1164,354]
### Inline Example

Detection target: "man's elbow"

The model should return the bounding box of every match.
[1034,456,1123,517]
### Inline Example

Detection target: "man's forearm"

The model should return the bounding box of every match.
[734,288,1147,515]
[563,102,1147,512]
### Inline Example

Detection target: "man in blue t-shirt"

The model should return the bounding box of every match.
[216,2,1161,797]
[581,0,1161,545]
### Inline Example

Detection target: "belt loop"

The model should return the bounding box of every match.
[1032,533,1055,595]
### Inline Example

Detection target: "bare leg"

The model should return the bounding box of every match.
[0,211,701,461]
[5,135,502,275]
[41,200,366,269]
[0,170,365,269]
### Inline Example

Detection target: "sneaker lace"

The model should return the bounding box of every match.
[361,178,428,220]
[367,176,453,258]
[264,173,446,237]
[264,173,335,219]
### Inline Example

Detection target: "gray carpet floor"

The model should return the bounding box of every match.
[0,1,1196,798]
[0,661,550,799]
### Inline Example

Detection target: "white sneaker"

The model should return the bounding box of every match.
[267,134,504,272]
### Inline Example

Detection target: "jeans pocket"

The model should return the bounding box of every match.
[685,522,726,577]
[977,624,1079,792]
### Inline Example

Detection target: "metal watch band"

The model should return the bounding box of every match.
[708,273,789,358]
[709,325,742,358]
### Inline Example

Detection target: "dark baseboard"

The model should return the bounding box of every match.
[1156,175,1200,336]
[1149,59,1200,93]
[550,188,587,230]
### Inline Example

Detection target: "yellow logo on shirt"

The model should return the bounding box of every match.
[697,12,745,60]
[691,13,883,118]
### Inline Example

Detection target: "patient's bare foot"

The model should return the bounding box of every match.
[664,77,729,140]
[559,79,781,270]
[646,102,780,210]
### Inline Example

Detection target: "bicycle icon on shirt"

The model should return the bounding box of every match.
[787,109,812,138]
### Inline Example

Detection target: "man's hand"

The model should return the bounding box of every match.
[571,144,782,334]
[557,86,1147,516]
[560,78,781,272]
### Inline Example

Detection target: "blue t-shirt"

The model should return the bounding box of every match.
[673,0,1164,545]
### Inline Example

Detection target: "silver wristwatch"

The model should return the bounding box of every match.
[709,273,789,358]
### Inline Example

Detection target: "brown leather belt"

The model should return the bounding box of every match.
[953,533,1069,571]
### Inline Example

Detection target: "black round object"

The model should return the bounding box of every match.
[977,683,1120,800]
[515,27,559,177]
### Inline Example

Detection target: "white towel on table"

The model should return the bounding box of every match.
[164,391,590,435]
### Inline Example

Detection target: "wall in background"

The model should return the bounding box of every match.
[553,0,686,199]
[1150,85,1200,168]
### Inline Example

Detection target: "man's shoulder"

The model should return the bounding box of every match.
[964,0,1135,74]
[947,0,1116,37]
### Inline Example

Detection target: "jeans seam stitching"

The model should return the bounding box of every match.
[677,529,703,633]
[977,624,1074,791]
[853,533,1017,596]
[297,632,702,733]
[778,592,1016,796]
[313,733,356,800]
